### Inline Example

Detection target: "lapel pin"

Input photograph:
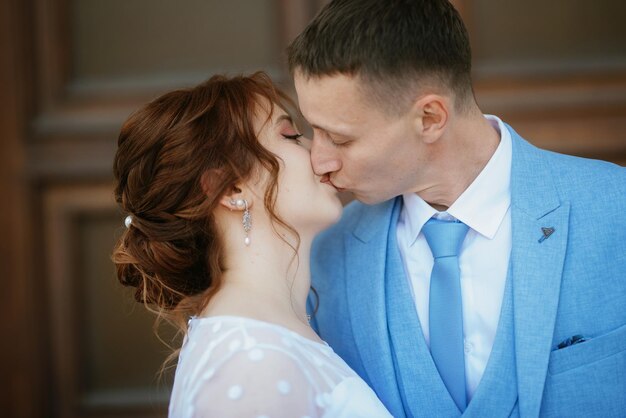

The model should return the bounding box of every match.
[538,227,555,243]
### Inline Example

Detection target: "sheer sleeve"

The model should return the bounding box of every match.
[176,321,327,418]
[168,317,392,418]
[191,347,320,418]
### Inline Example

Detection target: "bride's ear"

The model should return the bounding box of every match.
[218,187,254,212]
[200,170,254,211]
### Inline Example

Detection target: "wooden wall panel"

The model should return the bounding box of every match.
[470,0,626,68]
[71,0,279,82]
[462,0,626,164]
[0,0,42,416]
[29,0,303,181]
[475,75,626,162]
[44,184,176,417]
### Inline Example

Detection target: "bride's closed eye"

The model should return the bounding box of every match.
[282,133,303,144]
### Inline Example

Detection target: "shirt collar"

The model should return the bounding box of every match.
[400,115,512,244]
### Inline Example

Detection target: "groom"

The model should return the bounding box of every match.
[288,0,626,417]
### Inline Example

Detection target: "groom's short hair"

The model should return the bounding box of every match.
[287,0,474,113]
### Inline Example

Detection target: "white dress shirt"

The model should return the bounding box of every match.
[396,115,512,400]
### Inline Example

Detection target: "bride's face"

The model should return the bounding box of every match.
[253,102,343,234]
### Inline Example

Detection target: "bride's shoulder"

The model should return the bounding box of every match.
[185,315,320,348]
[169,316,394,418]
[180,315,337,371]
[171,316,335,417]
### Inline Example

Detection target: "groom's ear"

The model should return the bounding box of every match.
[410,94,449,144]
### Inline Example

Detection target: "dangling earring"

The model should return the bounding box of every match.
[232,198,251,246]
[242,200,251,246]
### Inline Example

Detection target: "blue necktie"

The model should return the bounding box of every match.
[422,218,469,411]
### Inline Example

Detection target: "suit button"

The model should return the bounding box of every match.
[464,340,473,354]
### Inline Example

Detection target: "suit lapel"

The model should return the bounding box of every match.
[345,198,406,417]
[509,128,570,417]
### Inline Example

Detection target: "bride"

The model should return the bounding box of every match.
[112,72,393,417]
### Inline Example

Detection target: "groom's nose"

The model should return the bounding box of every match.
[310,136,342,176]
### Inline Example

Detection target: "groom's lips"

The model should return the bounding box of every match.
[321,175,344,192]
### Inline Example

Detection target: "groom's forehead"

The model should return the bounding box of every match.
[295,74,378,125]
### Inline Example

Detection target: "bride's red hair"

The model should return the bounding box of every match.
[112,72,298,333]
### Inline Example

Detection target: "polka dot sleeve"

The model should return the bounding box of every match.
[191,346,320,418]
[168,317,392,418]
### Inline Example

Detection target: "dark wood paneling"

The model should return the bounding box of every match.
[0,0,43,416]
[471,0,626,68]
[71,0,279,81]
[277,0,316,53]
[458,0,626,164]
[43,184,177,418]
[475,75,626,163]
[28,0,305,182]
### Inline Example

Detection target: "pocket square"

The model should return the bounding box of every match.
[556,334,587,350]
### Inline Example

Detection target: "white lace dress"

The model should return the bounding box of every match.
[168,316,392,418]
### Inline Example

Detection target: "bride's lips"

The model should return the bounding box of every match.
[320,174,344,192]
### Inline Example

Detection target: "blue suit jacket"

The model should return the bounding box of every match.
[310,126,626,417]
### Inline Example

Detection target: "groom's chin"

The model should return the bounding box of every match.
[348,191,391,206]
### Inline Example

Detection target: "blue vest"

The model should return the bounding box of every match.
[385,199,519,417]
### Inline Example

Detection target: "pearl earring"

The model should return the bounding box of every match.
[230,198,251,245]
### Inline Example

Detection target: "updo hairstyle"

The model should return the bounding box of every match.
[112,72,296,326]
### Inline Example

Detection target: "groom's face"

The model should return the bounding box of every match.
[294,71,426,204]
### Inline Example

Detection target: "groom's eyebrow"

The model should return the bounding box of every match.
[293,108,350,137]
[309,122,352,138]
